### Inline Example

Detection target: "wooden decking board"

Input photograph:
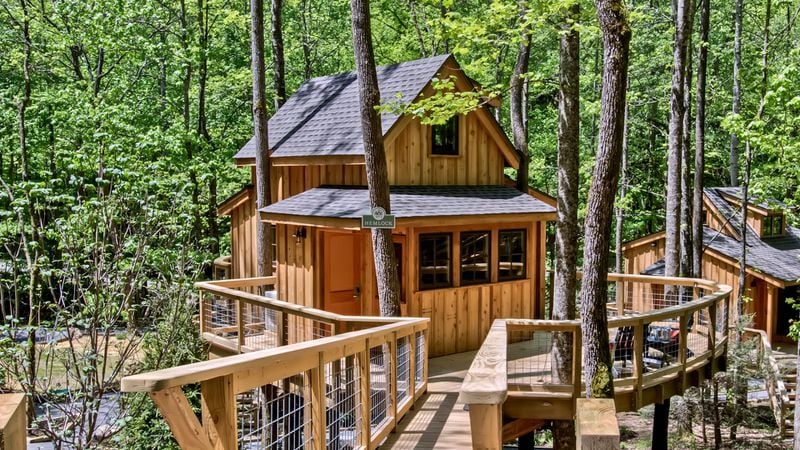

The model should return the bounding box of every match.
[381,351,476,449]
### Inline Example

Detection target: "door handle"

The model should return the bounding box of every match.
[353,286,361,298]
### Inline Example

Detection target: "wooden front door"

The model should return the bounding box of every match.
[323,232,362,315]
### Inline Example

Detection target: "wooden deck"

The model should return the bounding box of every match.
[382,350,477,449]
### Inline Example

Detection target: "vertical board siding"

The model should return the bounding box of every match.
[411,279,533,357]
[385,116,508,186]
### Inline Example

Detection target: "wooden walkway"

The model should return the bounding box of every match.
[382,350,477,449]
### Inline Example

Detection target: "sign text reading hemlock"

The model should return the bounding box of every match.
[361,206,396,229]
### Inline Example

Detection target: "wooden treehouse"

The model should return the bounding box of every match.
[624,187,800,344]
[115,56,755,450]
[215,54,556,357]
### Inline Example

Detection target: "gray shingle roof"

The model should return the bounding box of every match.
[261,185,556,219]
[235,55,452,160]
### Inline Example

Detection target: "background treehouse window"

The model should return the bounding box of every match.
[460,231,490,285]
[431,116,459,155]
[763,215,783,237]
[419,234,451,289]
[498,229,526,280]
[271,224,278,268]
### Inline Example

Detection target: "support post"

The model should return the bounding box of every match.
[651,398,670,450]
[575,398,619,449]
[468,404,503,449]
[201,375,237,450]
[0,394,28,450]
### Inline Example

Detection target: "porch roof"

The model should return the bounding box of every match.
[260,185,556,227]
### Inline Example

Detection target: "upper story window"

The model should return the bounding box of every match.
[498,229,526,280]
[419,233,451,290]
[431,115,459,156]
[763,214,784,237]
[460,231,490,285]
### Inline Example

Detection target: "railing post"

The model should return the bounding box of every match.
[633,321,644,409]
[616,279,625,316]
[575,398,620,449]
[309,353,326,450]
[468,404,503,449]
[572,326,582,399]
[199,289,206,336]
[679,313,689,393]
[390,332,399,428]
[237,300,245,352]
[200,375,237,450]
[409,331,417,402]
[709,300,718,373]
[0,394,27,450]
[358,343,372,448]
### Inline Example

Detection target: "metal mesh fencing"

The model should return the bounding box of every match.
[415,331,425,385]
[325,356,361,450]
[369,344,392,433]
[238,377,311,450]
[506,330,554,386]
[396,336,411,406]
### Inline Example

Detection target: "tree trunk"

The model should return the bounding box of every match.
[251,0,273,277]
[693,0,710,278]
[198,0,210,142]
[271,0,286,109]
[730,0,743,186]
[580,0,631,399]
[511,1,531,192]
[665,0,692,282]
[301,0,312,80]
[615,90,628,275]
[552,4,579,447]
[350,0,401,317]
[680,34,694,279]
[17,0,31,183]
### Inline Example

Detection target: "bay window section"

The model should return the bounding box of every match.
[498,229,526,280]
[460,231,490,285]
[419,233,452,290]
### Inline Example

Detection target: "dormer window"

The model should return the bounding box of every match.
[431,116,459,156]
[763,214,784,237]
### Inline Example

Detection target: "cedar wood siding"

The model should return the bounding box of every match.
[222,65,549,355]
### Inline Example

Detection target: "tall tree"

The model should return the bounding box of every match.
[693,0,710,278]
[680,31,694,279]
[271,0,286,109]
[511,1,531,192]
[580,0,631,399]
[730,0,743,186]
[664,0,692,281]
[251,0,273,277]
[350,0,401,317]
[552,3,580,447]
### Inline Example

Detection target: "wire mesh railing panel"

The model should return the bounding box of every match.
[686,307,711,361]
[507,330,555,386]
[324,357,362,450]
[238,376,311,450]
[241,303,279,350]
[716,296,728,342]
[415,331,425,385]
[286,318,334,345]
[203,296,238,338]
[643,314,682,373]
[369,344,392,433]
[396,337,411,406]
[610,325,642,380]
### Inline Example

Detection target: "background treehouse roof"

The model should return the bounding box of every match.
[234,54,515,163]
[632,187,800,284]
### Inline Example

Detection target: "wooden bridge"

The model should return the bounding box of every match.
[120,273,738,449]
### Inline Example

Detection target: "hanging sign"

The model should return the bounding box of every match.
[361,206,396,229]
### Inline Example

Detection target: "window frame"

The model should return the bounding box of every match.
[497,229,527,281]
[763,214,784,237]
[459,230,491,286]
[431,115,459,156]
[418,233,453,290]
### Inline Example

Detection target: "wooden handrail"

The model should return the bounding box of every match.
[123,319,427,393]
[461,273,733,448]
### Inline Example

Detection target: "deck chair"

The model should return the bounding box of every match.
[613,326,635,367]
